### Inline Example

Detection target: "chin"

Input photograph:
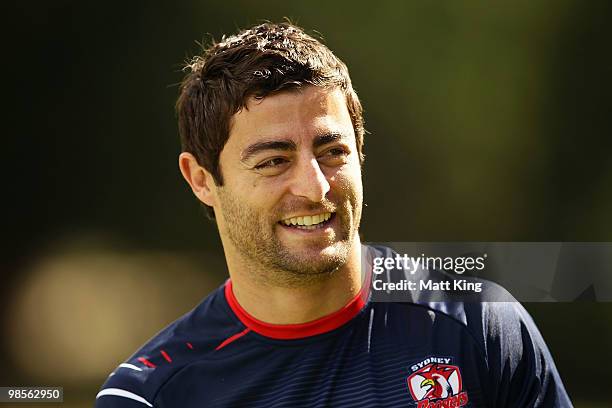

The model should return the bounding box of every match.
[286,238,343,255]
[285,242,350,271]
[285,258,344,277]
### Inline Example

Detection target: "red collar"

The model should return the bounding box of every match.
[224,271,371,340]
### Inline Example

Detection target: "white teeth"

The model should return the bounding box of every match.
[281,212,332,227]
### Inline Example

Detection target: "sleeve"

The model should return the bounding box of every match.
[481,302,573,408]
[95,392,153,408]
[95,370,155,408]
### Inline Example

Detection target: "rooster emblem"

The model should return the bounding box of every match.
[407,363,462,401]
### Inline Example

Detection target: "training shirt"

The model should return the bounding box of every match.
[95,245,572,407]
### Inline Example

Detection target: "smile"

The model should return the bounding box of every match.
[280,212,334,230]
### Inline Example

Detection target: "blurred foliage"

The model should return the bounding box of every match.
[4,0,612,405]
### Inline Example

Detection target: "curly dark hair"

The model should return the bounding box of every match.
[176,22,365,216]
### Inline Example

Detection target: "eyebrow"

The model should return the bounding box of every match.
[313,132,344,148]
[241,140,297,162]
[240,133,346,162]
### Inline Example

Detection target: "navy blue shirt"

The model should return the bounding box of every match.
[96,245,572,407]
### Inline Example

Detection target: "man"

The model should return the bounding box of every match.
[96,22,571,407]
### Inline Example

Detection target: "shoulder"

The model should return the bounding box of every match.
[366,244,529,336]
[95,284,242,408]
[367,244,552,358]
[367,244,572,407]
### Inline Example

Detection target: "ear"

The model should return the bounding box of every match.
[178,152,217,207]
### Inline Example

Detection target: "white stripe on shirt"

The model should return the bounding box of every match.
[96,388,153,407]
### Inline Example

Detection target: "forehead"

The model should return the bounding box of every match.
[225,86,354,152]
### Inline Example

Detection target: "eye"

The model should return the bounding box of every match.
[324,147,347,156]
[253,157,290,176]
[318,146,349,165]
[255,157,289,170]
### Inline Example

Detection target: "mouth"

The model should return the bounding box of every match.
[278,212,335,230]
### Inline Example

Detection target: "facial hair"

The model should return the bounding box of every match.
[216,186,362,287]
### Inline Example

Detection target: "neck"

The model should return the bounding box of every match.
[226,237,365,325]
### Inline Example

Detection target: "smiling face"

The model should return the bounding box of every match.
[211,86,363,282]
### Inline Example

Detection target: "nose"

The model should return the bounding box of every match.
[288,157,330,202]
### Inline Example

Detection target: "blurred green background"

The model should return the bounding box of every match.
[4,0,612,406]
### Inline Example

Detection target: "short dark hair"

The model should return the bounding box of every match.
[176,22,365,216]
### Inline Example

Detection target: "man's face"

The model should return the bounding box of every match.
[213,86,363,279]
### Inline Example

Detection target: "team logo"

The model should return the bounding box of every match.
[407,357,469,408]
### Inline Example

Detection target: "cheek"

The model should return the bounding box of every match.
[246,182,286,217]
[329,165,363,199]
[229,171,281,207]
